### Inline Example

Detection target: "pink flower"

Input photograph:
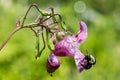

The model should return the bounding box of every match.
[54,21,87,57]
[46,21,88,73]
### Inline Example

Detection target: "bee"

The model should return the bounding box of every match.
[81,55,96,70]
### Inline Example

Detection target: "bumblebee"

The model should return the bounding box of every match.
[81,55,96,70]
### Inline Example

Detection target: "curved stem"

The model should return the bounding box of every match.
[30,28,38,37]
[43,14,62,23]
[0,27,21,51]
[21,3,43,26]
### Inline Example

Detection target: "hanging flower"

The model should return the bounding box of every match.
[53,21,88,72]
[0,4,94,75]
[54,21,87,57]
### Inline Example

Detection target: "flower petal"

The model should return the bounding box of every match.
[54,36,79,57]
[46,53,60,73]
[75,21,87,43]
[74,50,86,72]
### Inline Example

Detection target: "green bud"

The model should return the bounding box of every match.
[42,12,50,16]
[56,31,65,41]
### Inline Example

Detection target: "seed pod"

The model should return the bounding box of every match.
[46,30,55,51]
[35,36,40,59]
[60,21,67,31]
[46,53,60,74]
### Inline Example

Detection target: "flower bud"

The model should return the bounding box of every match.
[46,53,60,73]
[16,19,21,28]
[56,31,65,41]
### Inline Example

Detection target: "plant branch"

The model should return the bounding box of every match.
[0,27,21,51]
[21,3,43,26]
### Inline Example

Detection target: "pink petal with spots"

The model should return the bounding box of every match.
[74,50,86,72]
[54,36,79,57]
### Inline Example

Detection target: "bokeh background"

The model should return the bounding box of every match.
[0,0,120,80]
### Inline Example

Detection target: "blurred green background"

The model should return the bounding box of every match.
[0,0,120,80]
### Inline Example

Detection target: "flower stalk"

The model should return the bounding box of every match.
[0,3,96,75]
[0,3,66,52]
